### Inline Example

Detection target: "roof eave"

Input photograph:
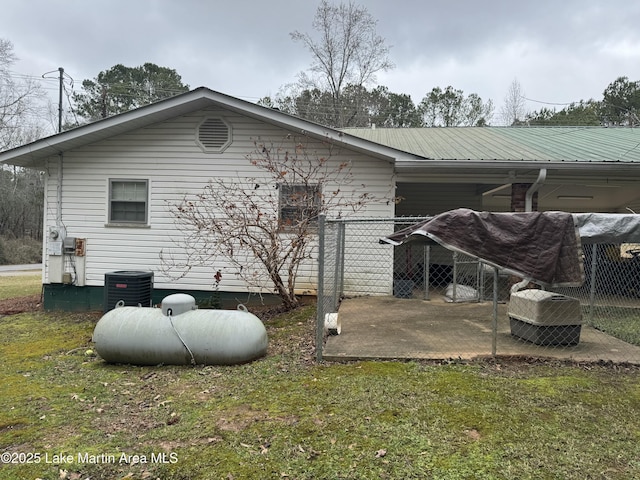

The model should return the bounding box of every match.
[0,87,416,168]
[0,90,216,168]
[396,159,640,172]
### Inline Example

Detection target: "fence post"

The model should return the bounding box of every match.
[476,260,482,303]
[316,214,326,362]
[452,251,458,301]
[492,266,499,357]
[588,243,598,324]
[339,222,346,302]
[423,244,431,300]
[333,221,346,310]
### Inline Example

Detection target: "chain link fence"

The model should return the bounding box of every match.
[316,216,640,364]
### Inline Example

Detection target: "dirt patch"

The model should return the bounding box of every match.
[0,294,42,315]
[216,405,299,432]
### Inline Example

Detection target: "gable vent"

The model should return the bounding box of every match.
[197,117,232,152]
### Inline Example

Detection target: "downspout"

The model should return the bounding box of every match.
[525,168,546,212]
[511,168,547,294]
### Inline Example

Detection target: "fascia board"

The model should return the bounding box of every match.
[1,87,419,167]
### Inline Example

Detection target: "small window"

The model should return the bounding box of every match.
[279,184,320,229]
[196,117,232,152]
[109,179,148,224]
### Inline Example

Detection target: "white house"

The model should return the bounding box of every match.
[0,88,418,310]
[2,87,640,311]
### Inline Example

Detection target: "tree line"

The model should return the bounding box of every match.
[258,76,640,129]
[0,166,43,240]
[0,39,45,241]
[525,76,640,126]
[258,84,494,128]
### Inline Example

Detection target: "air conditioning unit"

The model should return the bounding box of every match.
[103,271,154,313]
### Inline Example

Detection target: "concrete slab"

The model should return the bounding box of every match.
[323,295,640,364]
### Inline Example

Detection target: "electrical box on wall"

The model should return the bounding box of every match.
[48,225,66,241]
[74,238,86,257]
[48,225,66,256]
[63,237,77,255]
[47,241,63,255]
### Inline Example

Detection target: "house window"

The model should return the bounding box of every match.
[196,117,232,152]
[279,184,321,228]
[109,179,148,224]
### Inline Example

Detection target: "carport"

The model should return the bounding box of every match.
[345,127,640,216]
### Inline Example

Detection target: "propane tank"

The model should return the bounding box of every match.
[92,294,268,366]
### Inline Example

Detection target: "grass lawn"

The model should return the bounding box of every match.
[1,277,640,479]
[0,273,41,300]
[589,305,640,346]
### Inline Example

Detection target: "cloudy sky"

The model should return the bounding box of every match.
[2,0,640,124]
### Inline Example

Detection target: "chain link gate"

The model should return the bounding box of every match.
[316,216,640,364]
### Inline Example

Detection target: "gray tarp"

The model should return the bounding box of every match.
[382,209,640,288]
[573,213,640,244]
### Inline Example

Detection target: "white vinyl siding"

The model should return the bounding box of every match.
[42,106,396,295]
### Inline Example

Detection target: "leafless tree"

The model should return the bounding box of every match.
[0,39,47,243]
[291,0,394,127]
[500,78,528,126]
[0,166,44,241]
[0,39,47,151]
[163,135,383,310]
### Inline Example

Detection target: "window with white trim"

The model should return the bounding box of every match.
[108,179,148,224]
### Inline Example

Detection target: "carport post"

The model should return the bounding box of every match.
[492,266,499,356]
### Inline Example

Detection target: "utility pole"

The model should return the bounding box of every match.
[58,67,64,133]
[43,67,73,132]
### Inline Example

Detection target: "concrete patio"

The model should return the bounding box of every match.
[322,294,640,364]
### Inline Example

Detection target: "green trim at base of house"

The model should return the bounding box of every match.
[42,284,285,312]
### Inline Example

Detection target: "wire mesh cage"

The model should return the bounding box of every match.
[317,216,640,364]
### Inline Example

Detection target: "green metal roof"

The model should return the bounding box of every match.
[343,127,640,163]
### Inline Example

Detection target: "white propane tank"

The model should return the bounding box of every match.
[161,293,197,316]
[92,295,268,366]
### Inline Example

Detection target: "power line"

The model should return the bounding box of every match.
[521,96,575,106]
[62,81,79,127]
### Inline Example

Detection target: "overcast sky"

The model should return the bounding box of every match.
[3,0,640,125]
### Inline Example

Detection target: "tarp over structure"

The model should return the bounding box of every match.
[573,213,640,244]
[381,209,640,289]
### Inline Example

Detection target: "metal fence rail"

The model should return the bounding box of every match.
[316,216,640,364]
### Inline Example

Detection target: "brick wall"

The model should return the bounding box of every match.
[511,183,538,212]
